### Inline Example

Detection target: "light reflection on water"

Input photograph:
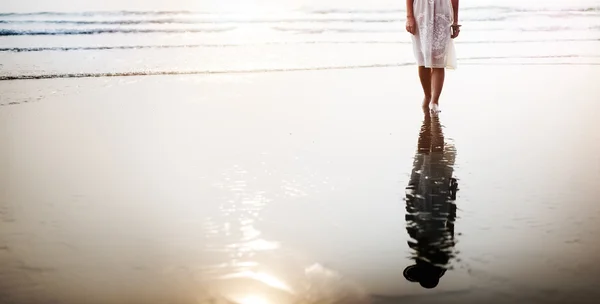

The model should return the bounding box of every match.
[198,165,289,303]
[196,165,370,304]
[196,110,462,303]
[2,63,600,303]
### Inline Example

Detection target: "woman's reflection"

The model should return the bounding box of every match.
[403,110,458,289]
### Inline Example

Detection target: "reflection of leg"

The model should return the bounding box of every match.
[408,155,424,192]
[430,115,444,153]
[418,112,432,153]
[409,112,432,189]
[431,68,445,107]
[418,66,432,108]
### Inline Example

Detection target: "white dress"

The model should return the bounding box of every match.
[411,0,457,69]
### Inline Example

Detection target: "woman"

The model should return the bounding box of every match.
[406,0,460,113]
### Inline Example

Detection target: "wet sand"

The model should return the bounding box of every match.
[1,64,600,304]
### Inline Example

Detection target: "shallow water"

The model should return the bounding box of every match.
[2,64,600,303]
[1,1,600,303]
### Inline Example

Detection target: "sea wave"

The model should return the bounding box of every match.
[2,10,599,26]
[0,27,236,36]
[0,18,403,25]
[1,38,598,53]
[0,63,412,81]
[0,16,510,25]
[0,10,210,17]
[271,25,600,34]
[306,6,600,14]
[2,24,598,36]
[2,62,599,86]
[0,6,598,19]
[1,6,597,36]
[2,55,599,82]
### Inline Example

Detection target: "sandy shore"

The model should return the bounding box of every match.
[1,64,600,304]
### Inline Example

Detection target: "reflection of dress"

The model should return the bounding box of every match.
[406,113,457,268]
[411,0,457,69]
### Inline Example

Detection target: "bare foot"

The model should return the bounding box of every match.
[429,102,441,114]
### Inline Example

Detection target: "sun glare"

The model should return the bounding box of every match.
[219,271,294,294]
[204,0,271,15]
[237,295,271,304]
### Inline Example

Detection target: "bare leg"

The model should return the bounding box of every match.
[431,68,445,106]
[418,66,432,108]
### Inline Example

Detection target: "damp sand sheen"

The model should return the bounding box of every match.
[2,0,600,303]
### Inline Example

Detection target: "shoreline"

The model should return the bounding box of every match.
[1,60,600,82]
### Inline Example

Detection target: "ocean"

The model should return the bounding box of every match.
[1,0,600,81]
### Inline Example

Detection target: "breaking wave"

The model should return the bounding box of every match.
[2,38,599,53]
